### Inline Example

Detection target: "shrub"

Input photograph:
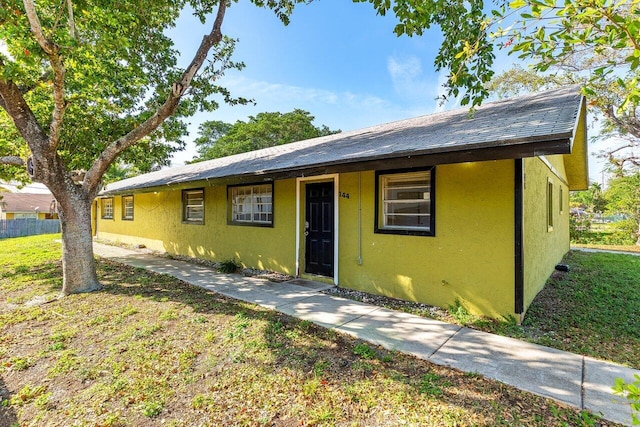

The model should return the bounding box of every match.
[607,219,638,245]
[217,258,242,274]
[570,214,591,242]
[613,375,640,425]
[353,343,376,359]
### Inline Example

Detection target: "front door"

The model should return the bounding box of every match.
[305,182,334,277]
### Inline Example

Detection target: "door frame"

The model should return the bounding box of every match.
[295,174,339,284]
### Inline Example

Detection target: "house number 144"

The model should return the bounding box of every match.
[339,192,350,199]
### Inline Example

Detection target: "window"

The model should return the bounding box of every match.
[547,180,554,231]
[229,183,273,226]
[375,168,435,236]
[559,187,564,214]
[122,195,134,220]
[182,189,204,224]
[101,198,113,219]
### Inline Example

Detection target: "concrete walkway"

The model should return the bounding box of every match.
[571,246,640,257]
[94,242,638,426]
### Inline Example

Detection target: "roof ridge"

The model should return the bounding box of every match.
[103,85,584,194]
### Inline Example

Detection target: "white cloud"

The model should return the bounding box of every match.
[386,55,440,104]
[433,70,464,113]
[388,56,423,82]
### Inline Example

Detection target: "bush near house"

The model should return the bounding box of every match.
[571,218,637,246]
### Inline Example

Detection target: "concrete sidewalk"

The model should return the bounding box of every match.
[94,242,638,426]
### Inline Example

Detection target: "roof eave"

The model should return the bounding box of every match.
[564,97,589,191]
[100,136,573,196]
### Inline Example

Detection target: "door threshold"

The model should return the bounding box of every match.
[300,273,334,285]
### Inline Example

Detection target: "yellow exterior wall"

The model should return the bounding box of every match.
[522,156,570,312]
[96,160,523,318]
[336,160,515,318]
[565,101,589,190]
[96,180,297,274]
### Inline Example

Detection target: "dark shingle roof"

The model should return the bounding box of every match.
[103,86,586,194]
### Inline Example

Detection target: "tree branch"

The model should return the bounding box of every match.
[22,0,57,55]
[83,1,228,192]
[66,0,77,40]
[604,104,640,139]
[0,69,50,158]
[23,0,67,150]
[0,156,25,166]
[17,70,53,95]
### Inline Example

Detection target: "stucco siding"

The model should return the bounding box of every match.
[97,180,297,275]
[337,160,515,318]
[96,160,517,318]
[522,156,570,312]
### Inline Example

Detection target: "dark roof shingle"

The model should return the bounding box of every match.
[104,86,585,194]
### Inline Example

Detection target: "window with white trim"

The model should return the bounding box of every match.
[229,183,273,225]
[182,189,204,224]
[122,195,134,220]
[101,198,113,219]
[376,168,434,235]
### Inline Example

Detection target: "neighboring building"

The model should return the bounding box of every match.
[0,193,58,220]
[0,181,52,194]
[95,86,588,319]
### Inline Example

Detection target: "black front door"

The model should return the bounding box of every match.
[305,182,334,277]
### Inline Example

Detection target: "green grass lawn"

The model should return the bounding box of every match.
[362,248,640,370]
[0,234,611,426]
[454,250,640,369]
[521,250,640,367]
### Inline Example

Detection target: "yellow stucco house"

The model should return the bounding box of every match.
[96,86,588,319]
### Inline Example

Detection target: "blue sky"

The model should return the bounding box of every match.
[168,1,460,164]
[168,1,605,180]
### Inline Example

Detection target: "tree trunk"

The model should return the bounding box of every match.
[56,187,101,295]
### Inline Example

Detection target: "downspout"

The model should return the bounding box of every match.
[514,159,525,318]
[295,178,300,277]
[357,172,363,265]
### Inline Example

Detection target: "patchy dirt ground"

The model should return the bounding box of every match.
[0,235,622,426]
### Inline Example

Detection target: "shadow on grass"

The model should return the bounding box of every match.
[0,259,600,426]
[0,377,18,427]
[93,258,597,425]
[95,258,354,374]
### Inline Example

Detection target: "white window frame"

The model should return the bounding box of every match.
[229,183,273,226]
[101,197,114,219]
[376,168,435,236]
[122,195,134,220]
[182,189,204,224]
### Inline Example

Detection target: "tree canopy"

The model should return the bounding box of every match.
[190,109,340,162]
[2,0,639,293]
[0,0,253,182]
[0,0,306,294]
[361,0,639,107]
